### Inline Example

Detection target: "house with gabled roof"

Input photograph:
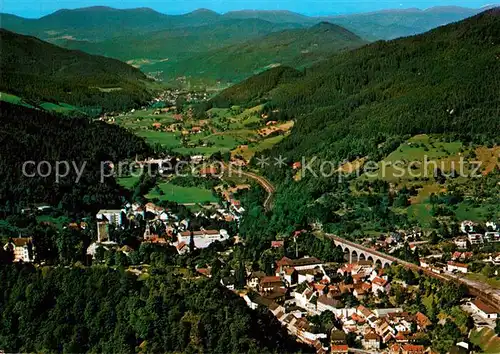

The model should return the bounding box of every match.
[363,331,381,350]
[470,299,498,319]
[3,238,34,262]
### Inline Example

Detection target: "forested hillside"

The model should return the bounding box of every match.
[61,19,303,62]
[0,29,152,112]
[0,265,307,353]
[209,66,304,107]
[217,8,500,167]
[159,22,366,82]
[0,103,151,213]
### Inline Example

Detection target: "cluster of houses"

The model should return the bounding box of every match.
[205,254,455,353]
[454,220,500,248]
[367,229,423,255]
[87,200,238,258]
[417,220,500,275]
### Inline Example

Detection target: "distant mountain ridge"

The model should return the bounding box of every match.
[60,19,303,62]
[0,5,494,41]
[155,21,366,82]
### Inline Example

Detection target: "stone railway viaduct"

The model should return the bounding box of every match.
[326,234,500,312]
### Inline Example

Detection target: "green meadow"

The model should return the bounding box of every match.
[146,182,217,204]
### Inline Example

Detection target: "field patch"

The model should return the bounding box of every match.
[117,176,141,189]
[361,134,468,182]
[470,327,500,353]
[146,182,217,204]
[136,131,181,148]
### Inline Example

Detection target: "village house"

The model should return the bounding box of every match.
[415,312,432,331]
[271,240,284,248]
[401,344,425,354]
[363,331,381,350]
[283,268,298,286]
[486,221,498,231]
[96,209,123,226]
[176,229,229,251]
[374,318,396,343]
[220,276,235,290]
[484,253,500,265]
[330,344,349,354]
[3,238,34,262]
[276,256,323,272]
[470,299,498,319]
[419,259,430,268]
[372,276,391,294]
[330,330,347,345]
[247,271,266,289]
[468,233,483,245]
[259,276,284,293]
[447,261,468,273]
[484,231,500,242]
[453,237,469,249]
[294,288,318,312]
[199,166,218,176]
[460,220,476,233]
[353,282,371,300]
[317,295,342,313]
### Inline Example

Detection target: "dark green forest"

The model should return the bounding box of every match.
[211,9,500,251]
[0,103,151,213]
[0,265,307,353]
[209,66,304,108]
[0,29,152,112]
[151,22,366,83]
[214,8,500,169]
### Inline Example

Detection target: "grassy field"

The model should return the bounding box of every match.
[235,135,286,161]
[0,92,34,107]
[146,182,217,204]
[114,104,291,160]
[136,130,181,148]
[465,273,500,289]
[40,102,82,115]
[470,328,500,353]
[36,215,71,228]
[361,134,467,182]
[117,176,141,189]
[1,91,86,115]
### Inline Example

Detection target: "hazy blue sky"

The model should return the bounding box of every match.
[1,0,496,18]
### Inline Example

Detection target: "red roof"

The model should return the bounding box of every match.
[415,312,431,328]
[271,240,284,248]
[260,276,282,285]
[350,313,365,323]
[330,344,348,352]
[472,299,497,314]
[447,261,468,268]
[196,268,211,277]
[276,256,293,266]
[200,167,217,175]
[402,344,425,353]
[364,332,380,341]
[314,283,326,292]
[372,277,387,286]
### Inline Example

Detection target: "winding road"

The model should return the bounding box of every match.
[222,164,275,210]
